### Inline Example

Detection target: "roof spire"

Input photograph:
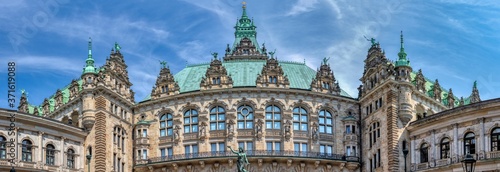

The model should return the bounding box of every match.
[83,37,97,74]
[242,1,248,19]
[395,31,410,67]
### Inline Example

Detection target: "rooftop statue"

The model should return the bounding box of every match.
[323,57,330,65]
[211,52,218,59]
[364,36,377,46]
[159,60,167,69]
[228,146,249,172]
[115,42,121,51]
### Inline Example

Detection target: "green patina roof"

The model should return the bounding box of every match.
[27,79,83,115]
[142,60,351,101]
[409,72,470,106]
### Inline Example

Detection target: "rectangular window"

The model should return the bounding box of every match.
[161,148,166,157]
[211,142,225,152]
[377,149,381,167]
[142,150,147,160]
[294,142,308,156]
[346,125,351,134]
[266,142,281,152]
[347,146,351,156]
[142,129,147,137]
[379,98,383,107]
[168,147,173,156]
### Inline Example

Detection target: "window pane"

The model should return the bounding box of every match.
[266,122,272,129]
[301,124,308,131]
[246,122,253,129]
[275,142,281,151]
[319,118,325,124]
[293,123,299,130]
[302,144,308,152]
[247,142,253,151]
[210,123,216,130]
[326,119,332,125]
[211,144,216,152]
[192,117,198,123]
[319,126,325,133]
[301,116,307,122]
[274,114,281,120]
[266,114,272,120]
[160,121,166,128]
[218,123,225,130]
[219,143,225,152]
[294,143,299,151]
[160,129,166,137]
[293,115,299,121]
[238,122,244,129]
[192,125,198,132]
[184,118,190,124]
[210,115,216,121]
[184,127,190,133]
[327,127,332,134]
[219,114,225,120]
[167,121,172,127]
[267,142,272,151]
[274,122,280,129]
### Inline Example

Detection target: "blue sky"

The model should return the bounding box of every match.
[1,0,500,109]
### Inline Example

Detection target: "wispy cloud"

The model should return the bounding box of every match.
[286,0,319,16]
[3,55,82,75]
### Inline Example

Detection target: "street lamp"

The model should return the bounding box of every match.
[461,154,476,172]
[86,154,92,172]
[402,140,409,172]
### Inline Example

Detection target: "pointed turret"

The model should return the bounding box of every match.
[395,31,410,67]
[470,81,481,103]
[394,31,412,81]
[224,2,267,61]
[82,37,97,74]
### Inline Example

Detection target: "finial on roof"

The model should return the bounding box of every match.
[211,52,218,60]
[241,1,248,18]
[115,42,121,51]
[88,37,92,58]
[159,60,168,69]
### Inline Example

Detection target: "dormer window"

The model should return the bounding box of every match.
[243,49,249,55]
[268,76,277,83]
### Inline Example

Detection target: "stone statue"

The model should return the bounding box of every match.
[228,146,249,172]
[173,125,181,141]
[200,123,206,137]
[312,123,319,141]
[114,42,121,51]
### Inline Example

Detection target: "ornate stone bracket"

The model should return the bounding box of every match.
[227,120,235,142]
[255,119,263,141]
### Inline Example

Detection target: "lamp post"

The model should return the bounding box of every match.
[461,154,476,172]
[86,154,92,172]
[402,140,409,172]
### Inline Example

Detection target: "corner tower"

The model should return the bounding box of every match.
[224,2,268,61]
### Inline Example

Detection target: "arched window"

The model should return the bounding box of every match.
[464,132,476,154]
[22,140,32,162]
[420,143,429,163]
[492,128,500,151]
[318,110,333,134]
[184,109,199,133]
[46,144,55,165]
[67,149,75,169]
[265,105,281,129]
[210,106,226,130]
[237,105,254,129]
[440,138,450,159]
[0,136,6,159]
[160,113,173,137]
[293,107,308,131]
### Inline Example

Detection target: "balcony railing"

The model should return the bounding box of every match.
[136,150,359,165]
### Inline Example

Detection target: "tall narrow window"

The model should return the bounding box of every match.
[210,142,226,155]
[265,105,281,129]
[320,144,333,155]
[491,128,500,151]
[294,142,308,156]
[142,149,148,159]
[266,141,281,152]
[420,143,429,163]
[160,113,173,137]
[184,144,199,157]
[464,132,476,154]
[293,107,308,131]
[0,136,6,159]
[237,105,254,129]
[440,138,450,159]
[184,109,199,133]
[22,140,32,162]
[318,110,333,134]
[210,106,226,131]
[46,144,55,165]
[67,149,75,168]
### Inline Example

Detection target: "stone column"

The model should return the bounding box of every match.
[453,123,458,161]
[38,132,44,165]
[431,130,436,162]
[479,118,485,154]
[61,137,65,167]
[411,136,415,164]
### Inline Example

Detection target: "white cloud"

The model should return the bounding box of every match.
[286,0,319,16]
[6,55,82,75]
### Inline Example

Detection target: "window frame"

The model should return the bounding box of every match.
[160,113,173,137]
[67,149,75,169]
[237,105,254,129]
[464,132,476,155]
[46,144,55,165]
[22,140,32,162]
[184,109,199,133]
[292,107,308,131]
[318,109,333,134]
[491,128,500,151]
[420,143,429,163]
[265,105,281,130]
[210,106,226,131]
[440,138,450,159]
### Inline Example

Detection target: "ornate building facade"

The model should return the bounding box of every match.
[1,3,497,172]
